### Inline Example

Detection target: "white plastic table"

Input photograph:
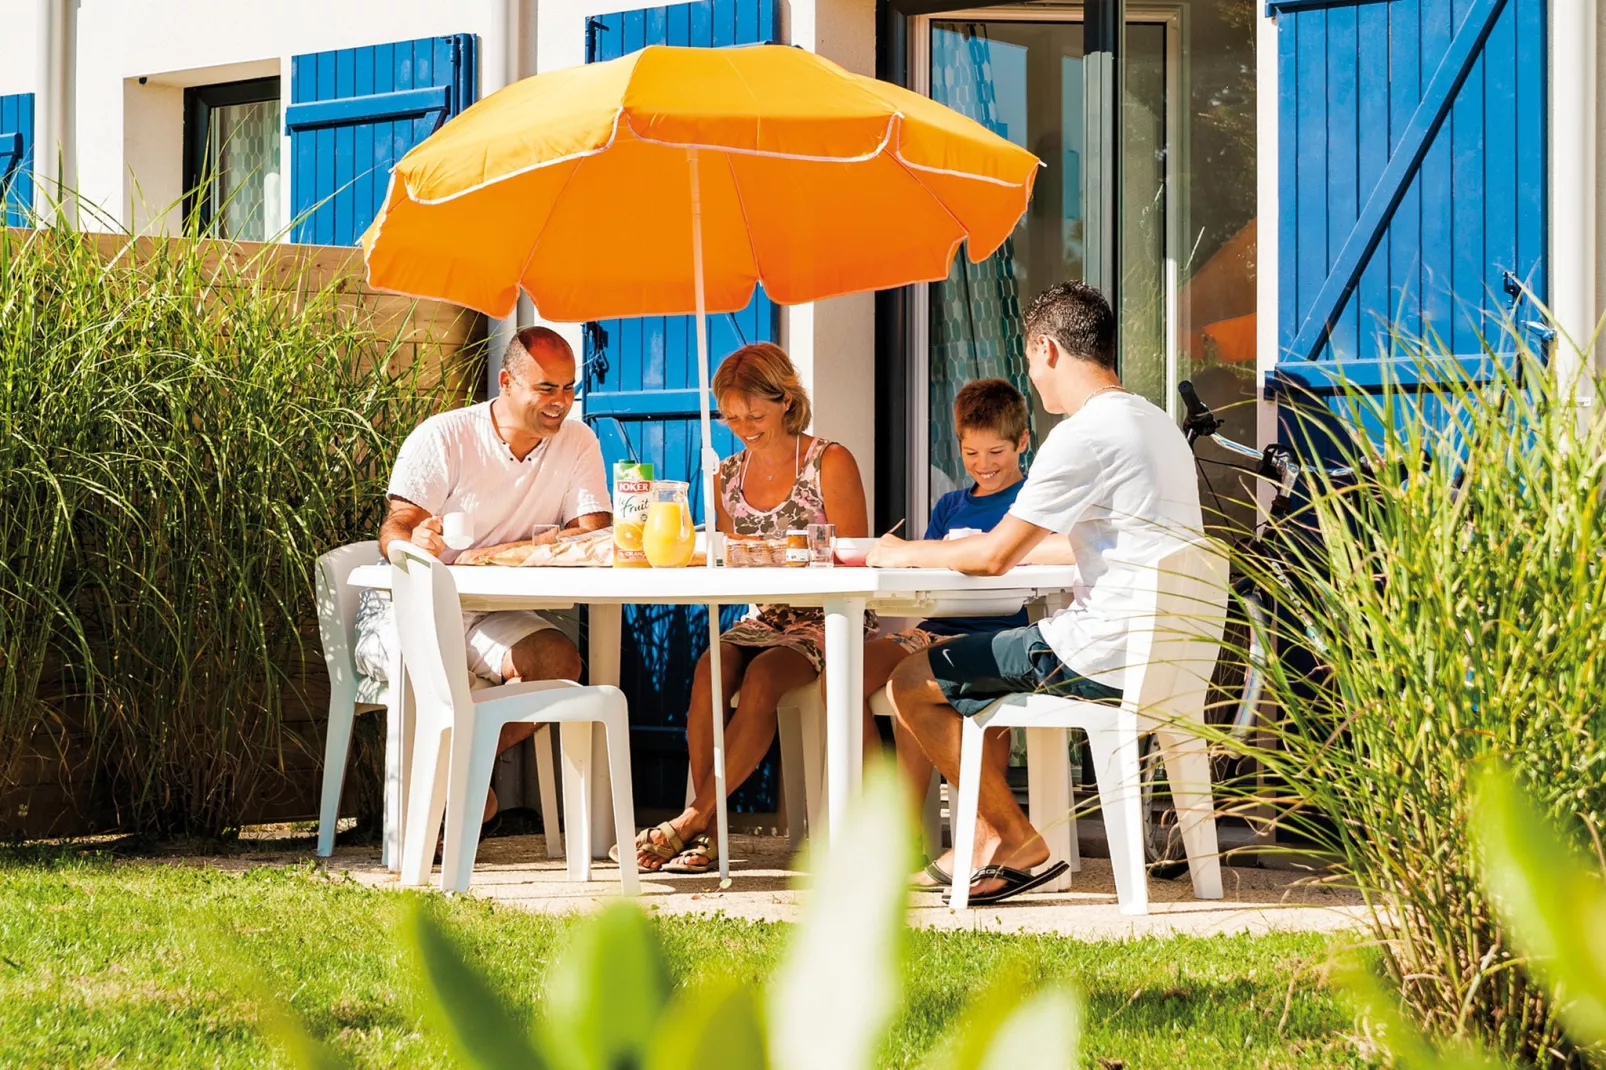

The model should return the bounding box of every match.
[348,562,1077,879]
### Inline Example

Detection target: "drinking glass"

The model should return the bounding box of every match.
[442,512,474,551]
[807,523,836,567]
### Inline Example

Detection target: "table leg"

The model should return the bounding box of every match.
[823,596,866,839]
[587,604,623,860]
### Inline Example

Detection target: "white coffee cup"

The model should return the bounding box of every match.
[442,512,474,551]
[944,527,983,541]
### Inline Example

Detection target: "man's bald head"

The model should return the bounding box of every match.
[498,326,578,439]
[503,326,574,381]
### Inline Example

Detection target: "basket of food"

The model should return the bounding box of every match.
[725,535,789,568]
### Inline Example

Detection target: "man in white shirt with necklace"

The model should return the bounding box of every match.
[869,282,1202,906]
[356,326,611,821]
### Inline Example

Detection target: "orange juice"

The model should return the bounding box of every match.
[643,499,695,567]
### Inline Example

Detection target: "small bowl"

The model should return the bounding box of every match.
[834,537,874,567]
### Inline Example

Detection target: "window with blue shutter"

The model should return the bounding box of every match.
[582,0,782,812]
[287,35,478,246]
[1,93,35,228]
[1272,0,1545,402]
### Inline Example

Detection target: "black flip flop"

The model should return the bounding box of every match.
[943,860,1070,906]
[909,860,952,891]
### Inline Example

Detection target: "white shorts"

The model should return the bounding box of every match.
[353,588,556,686]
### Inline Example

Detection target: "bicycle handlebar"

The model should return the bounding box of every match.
[1178,380,1360,485]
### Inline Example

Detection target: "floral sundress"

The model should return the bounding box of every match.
[719,436,876,671]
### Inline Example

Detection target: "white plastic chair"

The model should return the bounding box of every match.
[315,543,564,865]
[386,541,639,895]
[315,542,390,859]
[948,540,1231,913]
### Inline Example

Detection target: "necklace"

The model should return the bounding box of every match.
[1081,384,1128,407]
[741,435,801,486]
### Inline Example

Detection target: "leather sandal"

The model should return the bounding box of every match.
[662,832,718,873]
[609,821,683,868]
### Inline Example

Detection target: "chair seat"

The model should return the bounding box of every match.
[359,668,501,709]
[976,691,1120,728]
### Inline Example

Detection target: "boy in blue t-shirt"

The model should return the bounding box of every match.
[860,380,1046,775]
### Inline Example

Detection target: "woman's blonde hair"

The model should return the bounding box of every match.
[712,342,812,435]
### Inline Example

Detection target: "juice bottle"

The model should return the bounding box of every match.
[612,461,654,568]
[643,481,695,568]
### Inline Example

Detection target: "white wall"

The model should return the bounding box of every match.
[0,3,44,97]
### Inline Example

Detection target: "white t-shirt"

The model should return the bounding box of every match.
[1009,391,1203,689]
[388,403,610,563]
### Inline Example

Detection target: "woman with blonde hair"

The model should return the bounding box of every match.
[626,342,871,873]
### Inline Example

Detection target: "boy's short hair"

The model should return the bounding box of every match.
[1022,281,1117,371]
[953,378,1030,443]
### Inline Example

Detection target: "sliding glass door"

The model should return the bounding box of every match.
[905,1,1260,530]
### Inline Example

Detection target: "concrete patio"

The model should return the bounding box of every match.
[279,832,1371,940]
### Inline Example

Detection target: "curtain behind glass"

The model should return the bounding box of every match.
[928,25,1034,499]
[208,100,280,242]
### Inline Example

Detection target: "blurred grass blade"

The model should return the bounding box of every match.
[402,902,548,1070]
[256,1002,352,1070]
[1473,765,1606,1047]
[542,902,672,1070]
[974,987,1079,1070]
[919,972,1080,1070]
[768,761,914,1070]
[643,978,767,1070]
[204,925,350,1070]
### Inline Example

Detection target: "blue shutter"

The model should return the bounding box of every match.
[0,93,35,228]
[582,0,782,811]
[1271,0,1545,399]
[287,35,478,246]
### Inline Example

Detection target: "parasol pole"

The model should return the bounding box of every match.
[689,147,731,883]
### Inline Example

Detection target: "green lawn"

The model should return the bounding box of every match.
[0,846,1372,1068]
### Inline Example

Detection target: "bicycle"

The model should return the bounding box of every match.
[1137,379,1362,874]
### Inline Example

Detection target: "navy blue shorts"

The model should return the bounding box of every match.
[926,624,1122,717]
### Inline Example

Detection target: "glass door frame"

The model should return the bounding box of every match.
[902,4,1182,530]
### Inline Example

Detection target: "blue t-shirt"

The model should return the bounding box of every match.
[917,480,1030,636]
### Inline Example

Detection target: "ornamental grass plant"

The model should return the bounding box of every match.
[1220,323,1606,1066]
[0,210,455,835]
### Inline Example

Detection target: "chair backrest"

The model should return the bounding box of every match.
[316,540,381,701]
[387,540,477,722]
[1121,539,1231,731]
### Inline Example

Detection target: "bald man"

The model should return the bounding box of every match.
[356,326,611,820]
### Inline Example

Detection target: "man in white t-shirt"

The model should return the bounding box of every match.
[869,282,1202,905]
[355,326,611,819]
